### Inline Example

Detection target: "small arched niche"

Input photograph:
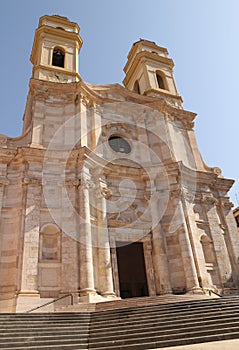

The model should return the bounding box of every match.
[52,47,65,68]
[200,235,215,264]
[39,224,61,261]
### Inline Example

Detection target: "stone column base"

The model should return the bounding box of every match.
[187,287,205,295]
[79,291,120,303]
[101,291,117,298]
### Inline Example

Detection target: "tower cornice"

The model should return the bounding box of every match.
[30,26,83,65]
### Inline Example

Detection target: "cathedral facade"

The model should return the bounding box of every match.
[0,15,239,312]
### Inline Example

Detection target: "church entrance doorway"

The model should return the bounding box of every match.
[116,241,149,298]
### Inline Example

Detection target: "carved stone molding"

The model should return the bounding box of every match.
[181,120,195,130]
[166,113,175,123]
[219,223,227,234]
[94,105,103,115]
[201,193,218,206]
[80,175,95,190]
[144,190,151,202]
[0,176,9,186]
[213,167,222,176]
[96,179,112,199]
[166,111,195,130]
[35,90,49,101]
[80,93,93,107]
[182,188,195,202]
[0,134,7,148]
[170,188,182,199]
[221,199,234,211]
[196,220,210,229]
[22,176,42,186]
[48,72,69,84]
[65,179,80,187]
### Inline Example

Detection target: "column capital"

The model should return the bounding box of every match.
[96,179,112,199]
[80,174,95,190]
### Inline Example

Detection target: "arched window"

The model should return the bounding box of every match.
[52,48,65,68]
[39,224,61,261]
[200,235,215,264]
[156,72,165,90]
[133,80,140,94]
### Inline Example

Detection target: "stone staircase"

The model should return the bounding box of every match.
[1,296,239,349]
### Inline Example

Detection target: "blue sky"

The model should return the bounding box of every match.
[0,0,239,204]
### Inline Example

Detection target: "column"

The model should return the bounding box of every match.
[78,174,96,297]
[96,180,115,297]
[149,191,172,294]
[177,199,201,292]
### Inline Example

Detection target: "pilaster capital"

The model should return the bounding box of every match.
[201,193,218,206]
[22,176,42,186]
[79,93,93,107]
[220,198,234,211]
[0,134,7,148]
[64,178,80,187]
[96,179,112,199]
[170,188,183,199]
[0,176,9,186]
[34,89,49,101]
[80,174,95,190]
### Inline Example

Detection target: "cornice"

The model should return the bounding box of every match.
[29,79,114,106]
[144,88,183,102]
[0,149,16,162]
[123,51,174,84]
[87,82,196,126]
[32,64,82,80]
[30,25,82,65]
[124,40,170,74]
[128,40,168,58]
[29,77,196,129]
[39,15,80,32]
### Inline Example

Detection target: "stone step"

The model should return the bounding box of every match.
[93,296,239,314]
[94,294,219,310]
[0,322,89,329]
[88,332,239,350]
[0,326,89,341]
[0,337,89,349]
[90,306,239,325]
[0,346,87,350]
[91,297,238,315]
[89,317,239,336]
[89,321,239,343]
[0,312,90,318]
[89,327,239,348]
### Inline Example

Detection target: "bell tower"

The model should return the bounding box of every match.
[30,15,83,83]
[123,39,182,107]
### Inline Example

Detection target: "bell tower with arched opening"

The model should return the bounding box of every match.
[123,39,183,108]
[30,15,83,83]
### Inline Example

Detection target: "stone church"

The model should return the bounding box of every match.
[0,14,239,313]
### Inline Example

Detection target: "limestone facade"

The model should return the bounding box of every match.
[0,15,239,312]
